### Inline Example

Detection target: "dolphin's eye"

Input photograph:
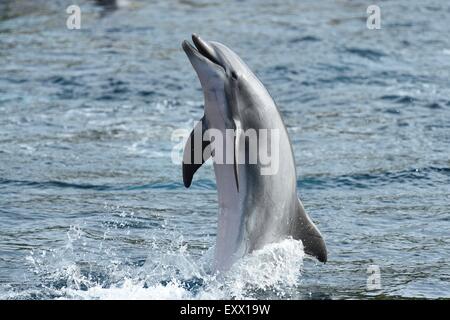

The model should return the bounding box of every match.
[231,71,238,80]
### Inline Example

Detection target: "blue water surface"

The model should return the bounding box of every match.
[0,0,449,299]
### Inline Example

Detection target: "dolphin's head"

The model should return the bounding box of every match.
[182,33,249,82]
[182,34,258,126]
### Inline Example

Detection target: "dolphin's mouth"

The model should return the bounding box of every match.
[182,34,224,70]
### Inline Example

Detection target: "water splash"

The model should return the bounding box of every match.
[12,222,305,300]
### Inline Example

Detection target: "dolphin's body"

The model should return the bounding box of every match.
[182,34,327,272]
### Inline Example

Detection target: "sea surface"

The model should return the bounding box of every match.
[0,0,449,299]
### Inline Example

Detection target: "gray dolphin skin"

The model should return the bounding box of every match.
[182,34,327,272]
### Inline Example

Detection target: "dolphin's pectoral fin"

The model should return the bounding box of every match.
[182,116,211,188]
[292,198,327,263]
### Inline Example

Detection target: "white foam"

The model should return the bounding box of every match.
[62,279,191,300]
[6,220,306,300]
[58,238,305,300]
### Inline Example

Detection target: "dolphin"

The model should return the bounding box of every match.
[182,34,327,272]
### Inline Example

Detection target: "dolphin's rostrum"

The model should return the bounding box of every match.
[182,34,327,272]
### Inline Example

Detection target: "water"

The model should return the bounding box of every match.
[0,0,449,299]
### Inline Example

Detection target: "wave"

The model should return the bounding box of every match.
[2,166,448,192]
[299,166,450,190]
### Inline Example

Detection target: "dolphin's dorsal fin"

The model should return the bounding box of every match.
[182,116,211,187]
[292,198,327,263]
